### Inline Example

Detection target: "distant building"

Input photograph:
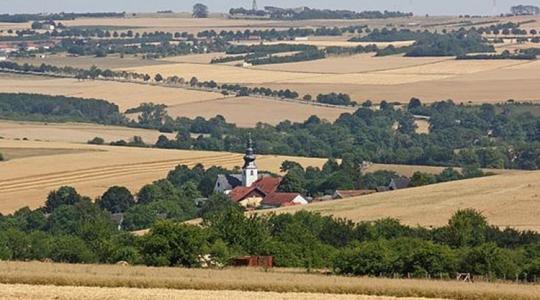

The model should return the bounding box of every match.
[388,176,411,190]
[511,5,540,16]
[261,192,308,208]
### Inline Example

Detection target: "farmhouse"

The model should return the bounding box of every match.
[216,137,307,209]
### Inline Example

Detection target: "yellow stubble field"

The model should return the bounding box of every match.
[264,170,540,231]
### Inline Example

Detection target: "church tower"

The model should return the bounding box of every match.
[242,134,258,187]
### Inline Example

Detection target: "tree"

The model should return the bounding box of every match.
[193,3,209,18]
[0,152,4,161]
[44,186,85,213]
[50,235,96,263]
[154,73,163,82]
[447,209,488,248]
[278,170,307,194]
[409,172,437,187]
[142,220,209,267]
[97,186,135,213]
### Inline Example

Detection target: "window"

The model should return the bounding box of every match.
[251,170,254,176]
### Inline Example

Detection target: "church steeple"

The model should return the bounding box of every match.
[242,133,258,187]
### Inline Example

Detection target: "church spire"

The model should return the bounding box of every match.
[242,133,258,187]
[243,133,256,169]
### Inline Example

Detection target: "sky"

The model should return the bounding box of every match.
[0,0,539,16]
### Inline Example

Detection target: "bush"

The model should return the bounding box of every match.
[88,137,105,145]
[50,235,96,263]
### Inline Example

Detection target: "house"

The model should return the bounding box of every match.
[0,55,6,62]
[214,174,243,194]
[333,189,376,199]
[229,176,281,208]
[388,177,411,190]
[261,192,308,208]
[221,136,307,209]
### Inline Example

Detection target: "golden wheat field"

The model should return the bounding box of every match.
[165,96,355,127]
[2,261,540,300]
[264,170,540,231]
[0,74,226,111]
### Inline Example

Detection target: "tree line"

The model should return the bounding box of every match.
[0,93,124,124]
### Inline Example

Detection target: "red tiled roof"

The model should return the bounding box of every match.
[229,176,282,203]
[253,176,281,194]
[262,193,301,207]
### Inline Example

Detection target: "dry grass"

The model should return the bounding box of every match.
[262,171,540,231]
[159,52,227,64]
[0,74,225,111]
[166,96,354,127]
[0,261,539,300]
[0,120,175,144]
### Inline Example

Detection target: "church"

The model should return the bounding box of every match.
[214,136,308,209]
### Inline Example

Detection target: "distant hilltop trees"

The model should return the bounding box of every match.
[229,6,412,20]
[510,5,540,16]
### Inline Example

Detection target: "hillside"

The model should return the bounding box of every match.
[265,171,540,231]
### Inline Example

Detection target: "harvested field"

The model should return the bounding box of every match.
[253,54,450,74]
[0,74,225,111]
[0,284,435,300]
[0,120,175,144]
[2,261,539,300]
[0,147,95,160]
[0,139,329,213]
[123,54,540,104]
[166,96,354,127]
[265,171,540,231]
[122,62,320,84]
[159,52,227,64]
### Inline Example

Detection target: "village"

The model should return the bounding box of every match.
[213,136,410,210]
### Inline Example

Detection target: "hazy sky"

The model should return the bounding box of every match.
[1,0,539,16]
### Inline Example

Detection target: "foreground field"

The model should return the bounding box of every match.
[0,284,434,300]
[1,261,539,300]
[267,171,540,231]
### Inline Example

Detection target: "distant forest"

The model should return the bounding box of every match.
[0,12,125,23]
[229,7,412,20]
